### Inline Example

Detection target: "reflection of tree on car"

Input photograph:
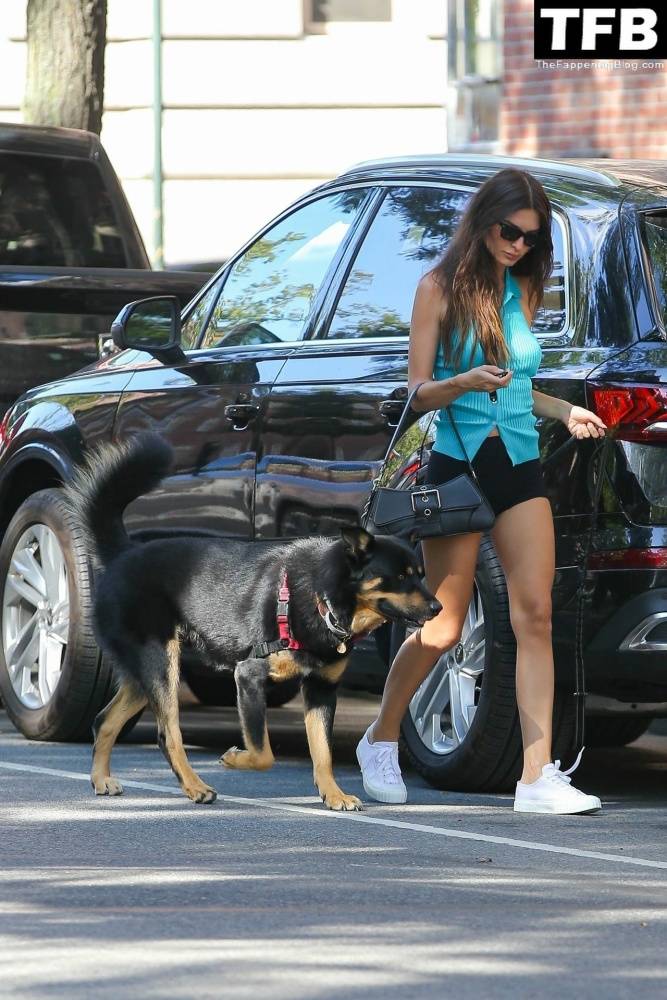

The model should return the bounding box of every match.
[643,215,667,327]
[329,186,566,341]
[209,321,282,348]
[201,191,368,349]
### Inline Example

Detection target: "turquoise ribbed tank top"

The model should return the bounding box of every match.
[432,267,542,466]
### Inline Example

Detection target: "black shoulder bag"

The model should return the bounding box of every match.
[361,383,495,541]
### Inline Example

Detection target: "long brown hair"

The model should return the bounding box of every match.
[430,167,554,368]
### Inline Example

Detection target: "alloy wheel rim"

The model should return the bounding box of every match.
[2,524,69,708]
[408,586,485,755]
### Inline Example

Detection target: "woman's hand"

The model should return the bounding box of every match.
[456,365,513,393]
[566,405,607,439]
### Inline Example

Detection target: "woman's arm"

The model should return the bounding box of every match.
[522,279,573,423]
[532,388,572,423]
[532,388,607,438]
[408,274,465,412]
[522,276,606,438]
[408,274,511,412]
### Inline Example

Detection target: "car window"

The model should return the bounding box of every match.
[0,153,126,267]
[323,185,567,341]
[641,212,667,332]
[324,187,469,341]
[180,277,222,350]
[532,216,567,336]
[200,190,368,349]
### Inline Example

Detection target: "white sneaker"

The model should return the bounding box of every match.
[514,756,601,815]
[356,725,407,804]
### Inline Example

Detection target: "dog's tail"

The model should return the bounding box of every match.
[66,432,173,567]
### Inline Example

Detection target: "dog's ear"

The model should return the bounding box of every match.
[340,525,375,565]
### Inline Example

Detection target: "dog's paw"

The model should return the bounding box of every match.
[322,789,363,812]
[220,747,273,771]
[92,776,123,796]
[220,746,242,768]
[184,783,217,805]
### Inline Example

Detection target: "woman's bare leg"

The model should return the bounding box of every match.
[371,531,483,743]
[491,497,556,783]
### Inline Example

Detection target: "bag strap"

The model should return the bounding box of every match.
[361,381,483,526]
[444,404,483,489]
[360,384,422,525]
[378,380,480,483]
[411,381,481,486]
[379,382,427,460]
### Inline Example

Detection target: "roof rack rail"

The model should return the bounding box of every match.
[341,153,620,188]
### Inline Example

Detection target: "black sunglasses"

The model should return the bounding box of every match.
[498,219,543,249]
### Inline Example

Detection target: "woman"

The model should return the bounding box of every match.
[356,167,606,814]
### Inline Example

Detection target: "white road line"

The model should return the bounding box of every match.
[1,759,666,871]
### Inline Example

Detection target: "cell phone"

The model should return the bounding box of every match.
[489,369,509,404]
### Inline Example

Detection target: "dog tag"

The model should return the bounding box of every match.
[337,642,347,655]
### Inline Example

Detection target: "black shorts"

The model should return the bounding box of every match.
[426,436,547,518]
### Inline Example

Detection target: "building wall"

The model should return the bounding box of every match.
[502,0,667,158]
[0,0,446,265]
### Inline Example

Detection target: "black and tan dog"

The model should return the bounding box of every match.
[66,433,441,810]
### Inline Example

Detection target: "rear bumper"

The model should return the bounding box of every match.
[584,583,667,699]
[619,611,667,652]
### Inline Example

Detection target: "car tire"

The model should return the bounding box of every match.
[395,535,575,792]
[0,488,114,741]
[585,716,651,748]
[185,668,301,708]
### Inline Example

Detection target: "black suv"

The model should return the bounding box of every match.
[0,154,666,791]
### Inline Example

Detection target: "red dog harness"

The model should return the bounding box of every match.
[251,569,302,659]
[276,569,302,651]
[251,569,353,659]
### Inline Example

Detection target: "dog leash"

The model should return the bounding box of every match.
[570,427,617,769]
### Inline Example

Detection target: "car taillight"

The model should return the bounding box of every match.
[589,384,667,442]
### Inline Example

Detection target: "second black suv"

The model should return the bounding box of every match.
[0,153,666,791]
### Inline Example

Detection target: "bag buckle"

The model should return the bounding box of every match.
[411,487,440,515]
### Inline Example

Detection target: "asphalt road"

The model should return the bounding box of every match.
[1,692,667,999]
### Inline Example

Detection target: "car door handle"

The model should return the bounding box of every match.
[379,399,406,425]
[224,403,260,428]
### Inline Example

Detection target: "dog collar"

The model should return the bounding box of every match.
[317,595,353,654]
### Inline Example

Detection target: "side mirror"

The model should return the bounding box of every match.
[111,296,185,361]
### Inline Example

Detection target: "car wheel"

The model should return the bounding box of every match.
[396,536,574,792]
[585,716,651,748]
[185,668,301,708]
[0,488,114,741]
